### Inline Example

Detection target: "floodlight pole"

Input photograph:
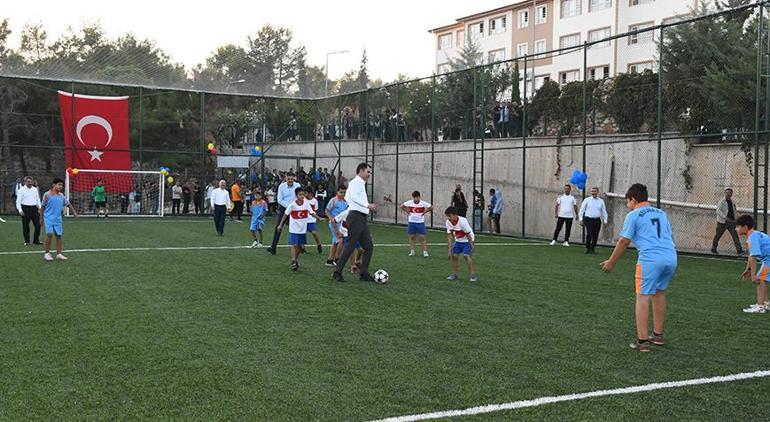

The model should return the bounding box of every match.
[325,50,349,97]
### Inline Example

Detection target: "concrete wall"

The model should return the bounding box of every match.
[265,135,756,254]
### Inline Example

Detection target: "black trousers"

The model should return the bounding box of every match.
[335,211,374,275]
[231,201,243,219]
[584,217,601,250]
[213,205,227,235]
[712,221,743,253]
[493,213,501,233]
[269,206,287,251]
[21,205,41,243]
[553,217,573,242]
[172,199,181,214]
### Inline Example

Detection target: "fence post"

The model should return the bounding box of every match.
[755,8,763,227]
[763,3,770,231]
[656,26,663,209]
[582,41,588,245]
[199,92,206,184]
[395,84,400,225]
[430,74,436,228]
[70,82,77,169]
[522,56,528,237]
[139,87,143,172]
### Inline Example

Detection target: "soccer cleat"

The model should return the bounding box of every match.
[33,241,42,245]
[423,251,429,257]
[56,254,68,260]
[549,240,556,246]
[649,333,666,346]
[743,304,767,313]
[630,340,651,352]
[408,250,416,256]
[324,260,336,267]
[710,249,718,255]
[332,271,345,282]
[563,241,570,247]
[470,274,479,282]
[43,253,54,261]
[447,274,458,281]
[251,241,259,248]
[24,242,29,246]
[291,261,298,271]
[317,244,323,254]
[359,273,375,282]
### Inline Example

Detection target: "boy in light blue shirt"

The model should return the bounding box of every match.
[735,214,770,313]
[249,192,267,248]
[601,183,677,352]
[40,178,78,261]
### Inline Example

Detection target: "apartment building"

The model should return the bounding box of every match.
[430,0,705,97]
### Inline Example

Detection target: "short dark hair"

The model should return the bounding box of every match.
[356,162,371,174]
[444,206,457,216]
[412,190,420,197]
[725,188,733,193]
[625,183,649,202]
[287,172,296,177]
[565,184,571,188]
[736,214,754,228]
[489,188,495,194]
[304,186,313,193]
[337,184,347,191]
[294,187,304,195]
[52,178,65,185]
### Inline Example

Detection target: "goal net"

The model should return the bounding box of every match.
[65,169,165,217]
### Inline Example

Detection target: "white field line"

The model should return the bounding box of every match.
[370,370,770,422]
[0,242,543,256]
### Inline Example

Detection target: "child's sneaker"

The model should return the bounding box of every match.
[630,340,651,352]
[324,260,336,267]
[256,242,262,248]
[291,261,299,271]
[423,251,429,257]
[43,253,54,261]
[56,254,68,261]
[251,241,259,248]
[549,240,557,246]
[649,333,666,346]
[447,274,458,281]
[470,274,479,282]
[743,304,767,313]
[563,241,570,247]
[408,250,416,256]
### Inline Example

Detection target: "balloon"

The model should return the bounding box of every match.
[578,172,588,182]
[569,169,581,184]
[167,176,174,184]
[577,181,586,190]
[207,143,215,150]
[66,167,73,176]
[251,146,262,156]
[211,147,218,155]
[72,168,79,175]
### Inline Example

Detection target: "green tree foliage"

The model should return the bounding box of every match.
[606,71,658,133]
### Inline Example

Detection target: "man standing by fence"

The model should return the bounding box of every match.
[210,179,231,236]
[579,187,608,254]
[711,188,744,255]
[16,176,42,245]
[267,172,298,255]
[333,163,377,282]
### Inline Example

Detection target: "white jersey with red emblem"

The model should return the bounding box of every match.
[334,208,350,237]
[403,199,431,224]
[306,197,318,223]
[445,216,474,243]
[284,199,313,234]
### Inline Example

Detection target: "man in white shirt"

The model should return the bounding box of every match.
[16,176,42,245]
[267,172,298,255]
[333,163,377,282]
[579,186,609,254]
[209,179,232,236]
[550,184,578,246]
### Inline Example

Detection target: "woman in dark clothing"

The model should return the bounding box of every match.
[450,184,469,217]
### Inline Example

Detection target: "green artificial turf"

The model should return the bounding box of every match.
[0,216,768,420]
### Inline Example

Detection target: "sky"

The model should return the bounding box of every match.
[2,0,508,82]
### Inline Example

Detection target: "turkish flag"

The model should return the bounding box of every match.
[58,91,132,193]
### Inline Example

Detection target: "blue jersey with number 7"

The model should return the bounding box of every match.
[619,202,677,263]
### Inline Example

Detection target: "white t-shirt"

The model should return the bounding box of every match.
[284,199,313,234]
[334,208,350,237]
[557,194,577,218]
[307,197,318,223]
[446,216,475,243]
[402,200,431,224]
[267,189,276,204]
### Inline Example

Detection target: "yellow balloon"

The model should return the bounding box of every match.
[161,170,168,176]
[167,176,174,184]
[72,168,79,175]
[207,143,215,150]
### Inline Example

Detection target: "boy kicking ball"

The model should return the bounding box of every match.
[277,187,322,271]
[735,215,770,313]
[600,184,677,353]
[444,206,477,282]
[249,193,267,247]
[401,190,432,257]
[325,185,348,267]
[41,178,78,261]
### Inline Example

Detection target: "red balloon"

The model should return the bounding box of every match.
[211,147,218,155]
[66,167,73,176]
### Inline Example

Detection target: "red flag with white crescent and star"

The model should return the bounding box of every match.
[58,91,132,193]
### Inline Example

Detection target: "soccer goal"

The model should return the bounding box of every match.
[65,169,165,217]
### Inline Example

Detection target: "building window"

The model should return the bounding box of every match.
[488,48,506,63]
[628,22,654,44]
[437,63,451,74]
[519,10,529,28]
[588,27,611,48]
[628,61,654,73]
[489,16,507,35]
[630,0,654,5]
[535,39,547,57]
[517,43,528,58]
[559,33,581,50]
[457,30,465,47]
[438,33,452,50]
[589,65,610,80]
[536,5,547,24]
[590,0,611,11]
[560,70,580,84]
[469,22,484,39]
[561,0,582,18]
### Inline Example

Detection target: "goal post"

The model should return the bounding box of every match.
[65,169,165,217]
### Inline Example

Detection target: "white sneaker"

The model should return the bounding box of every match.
[257,242,263,248]
[44,253,54,261]
[251,241,259,248]
[408,250,416,256]
[423,251,429,257]
[563,241,570,247]
[56,254,68,261]
[549,240,557,246]
[743,304,766,313]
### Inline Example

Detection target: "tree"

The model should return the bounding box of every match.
[357,49,370,91]
[246,26,306,95]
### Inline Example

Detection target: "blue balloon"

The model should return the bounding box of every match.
[577,181,586,190]
[251,147,262,156]
[578,172,588,182]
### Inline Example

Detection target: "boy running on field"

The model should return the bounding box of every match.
[277,187,322,271]
[445,206,477,282]
[304,186,324,254]
[91,179,108,218]
[601,183,677,353]
[325,185,348,267]
[735,214,770,313]
[249,192,267,247]
[333,208,364,274]
[41,178,79,261]
[401,190,432,257]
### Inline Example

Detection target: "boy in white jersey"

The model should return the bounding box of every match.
[277,187,322,271]
[304,186,324,254]
[445,206,477,282]
[401,190,432,257]
[332,208,364,273]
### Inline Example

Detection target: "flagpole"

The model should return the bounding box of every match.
[139,87,143,172]
[70,82,76,169]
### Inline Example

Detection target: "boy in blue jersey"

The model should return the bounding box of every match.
[601,184,677,352]
[735,215,770,313]
[324,185,347,267]
[249,192,267,248]
[40,178,78,261]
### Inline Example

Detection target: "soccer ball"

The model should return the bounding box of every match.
[374,269,389,284]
